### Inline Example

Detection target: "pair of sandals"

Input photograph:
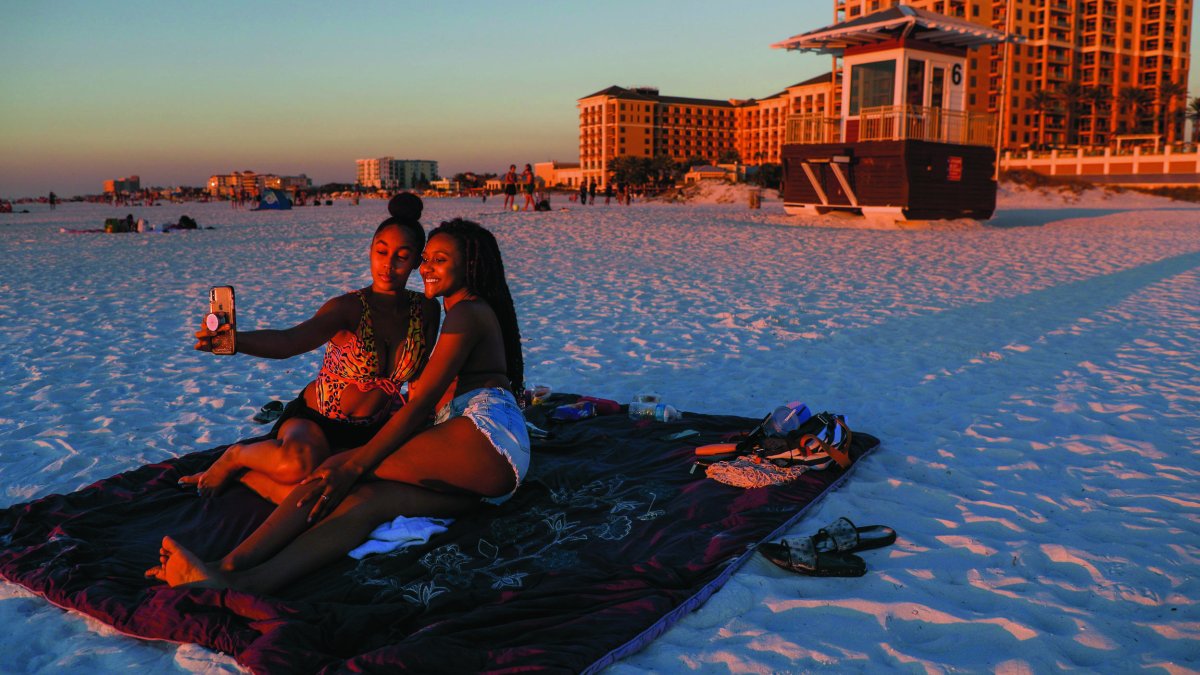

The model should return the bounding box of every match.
[759,517,897,577]
[252,400,285,424]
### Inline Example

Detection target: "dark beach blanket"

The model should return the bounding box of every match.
[0,400,878,673]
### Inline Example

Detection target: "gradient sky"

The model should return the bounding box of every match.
[2,0,1196,198]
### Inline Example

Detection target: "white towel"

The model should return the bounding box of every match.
[348,516,453,559]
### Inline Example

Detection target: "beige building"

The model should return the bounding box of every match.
[356,158,439,190]
[103,175,141,195]
[207,171,258,198]
[578,78,836,185]
[578,86,737,187]
[836,0,1193,148]
[732,73,836,164]
[534,161,582,188]
[264,174,312,192]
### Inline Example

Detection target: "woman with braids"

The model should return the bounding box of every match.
[147,218,530,594]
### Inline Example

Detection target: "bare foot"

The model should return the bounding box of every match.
[179,445,245,497]
[144,536,230,589]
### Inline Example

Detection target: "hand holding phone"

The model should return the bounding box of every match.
[205,286,236,355]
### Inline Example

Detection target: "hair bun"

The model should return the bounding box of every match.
[388,193,423,222]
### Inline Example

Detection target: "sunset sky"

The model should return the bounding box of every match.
[2,0,1196,198]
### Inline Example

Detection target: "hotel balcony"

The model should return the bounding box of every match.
[785,106,996,148]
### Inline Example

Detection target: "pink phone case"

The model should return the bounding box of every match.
[208,286,236,355]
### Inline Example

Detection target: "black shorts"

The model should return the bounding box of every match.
[269,393,385,450]
[504,184,517,196]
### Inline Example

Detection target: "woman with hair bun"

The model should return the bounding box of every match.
[181,193,440,503]
[149,218,530,595]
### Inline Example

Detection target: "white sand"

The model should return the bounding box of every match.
[1,185,1197,673]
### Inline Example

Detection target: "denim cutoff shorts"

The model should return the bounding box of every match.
[435,387,531,505]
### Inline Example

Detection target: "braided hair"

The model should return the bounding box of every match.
[427,218,524,398]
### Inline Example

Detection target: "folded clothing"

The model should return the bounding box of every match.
[705,457,809,488]
[348,516,453,559]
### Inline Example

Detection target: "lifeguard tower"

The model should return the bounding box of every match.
[773,6,1014,221]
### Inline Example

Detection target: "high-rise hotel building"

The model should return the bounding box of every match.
[832,0,1190,147]
[579,0,1191,184]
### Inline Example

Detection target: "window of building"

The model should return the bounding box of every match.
[849,59,896,115]
[906,59,926,106]
[930,66,947,108]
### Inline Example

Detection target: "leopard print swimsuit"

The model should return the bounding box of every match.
[314,290,429,424]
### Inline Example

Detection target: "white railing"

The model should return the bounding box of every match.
[1000,145,1200,181]
[785,107,996,147]
[859,106,995,146]
[784,114,841,144]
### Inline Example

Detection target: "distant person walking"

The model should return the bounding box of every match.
[521,164,536,211]
[603,183,613,205]
[503,165,518,211]
[588,180,597,206]
[48,191,57,210]
[578,180,588,205]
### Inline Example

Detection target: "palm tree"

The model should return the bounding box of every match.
[1118,86,1155,134]
[1030,90,1058,148]
[1056,81,1085,146]
[1157,80,1188,145]
[1081,85,1108,145]
[1186,97,1200,144]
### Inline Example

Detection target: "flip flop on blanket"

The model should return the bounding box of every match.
[252,400,285,424]
[758,536,867,577]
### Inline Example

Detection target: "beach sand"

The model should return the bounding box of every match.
[1,184,1197,672]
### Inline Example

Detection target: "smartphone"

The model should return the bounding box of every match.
[207,285,237,355]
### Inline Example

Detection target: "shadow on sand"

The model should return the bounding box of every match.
[817,249,1200,453]
[989,204,1197,228]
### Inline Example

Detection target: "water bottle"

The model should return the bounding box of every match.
[628,400,655,419]
[653,403,682,422]
[628,392,662,420]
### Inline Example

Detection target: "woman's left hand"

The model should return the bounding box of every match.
[298,455,365,522]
